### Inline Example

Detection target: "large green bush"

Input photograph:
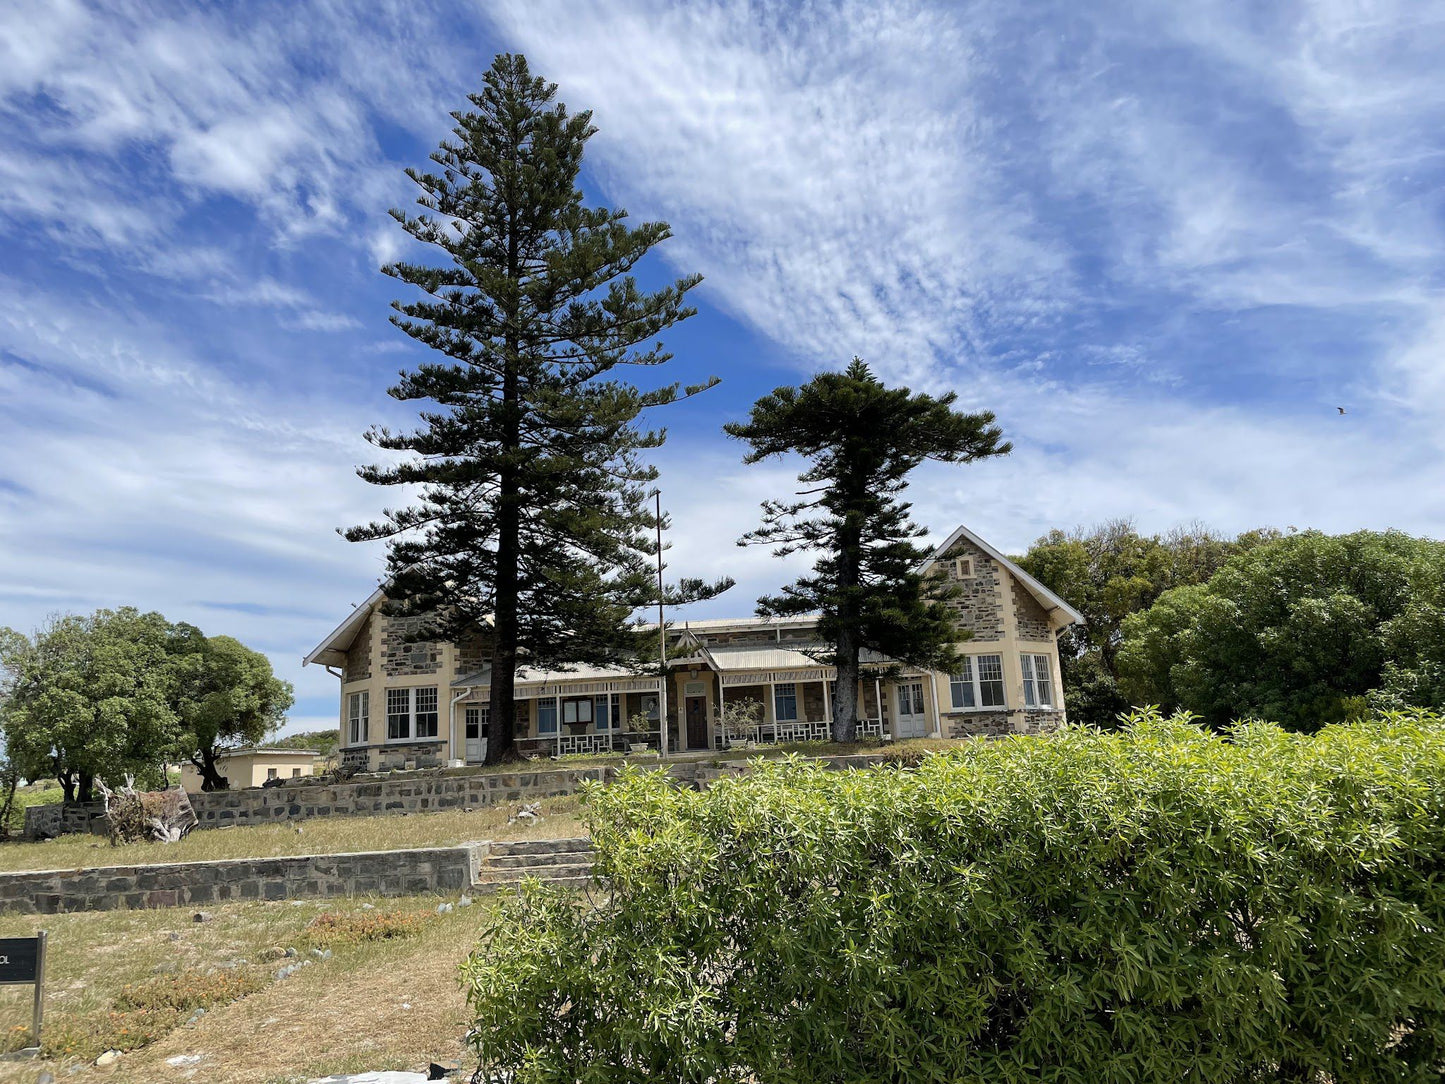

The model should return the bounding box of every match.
[461,713,1445,1083]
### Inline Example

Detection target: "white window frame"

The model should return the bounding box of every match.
[465,705,490,739]
[949,653,1007,710]
[1022,654,1055,709]
[347,690,369,746]
[953,556,975,579]
[773,682,799,722]
[897,681,925,717]
[386,686,439,742]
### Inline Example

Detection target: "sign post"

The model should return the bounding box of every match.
[0,933,46,1050]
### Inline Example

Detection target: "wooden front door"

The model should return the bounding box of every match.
[685,697,709,751]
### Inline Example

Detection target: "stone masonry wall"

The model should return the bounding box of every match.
[1012,580,1054,642]
[942,709,1062,739]
[26,765,622,839]
[937,538,1005,641]
[381,614,442,677]
[0,844,483,915]
[344,612,373,683]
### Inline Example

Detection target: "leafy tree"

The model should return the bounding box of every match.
[1117,529,1445,729]
[1015,520,1278,727]
[347,53,723,764]
[0,609,178,802]
[170,630,294,791]
[268,727,340,760]
[726,359,1009,741]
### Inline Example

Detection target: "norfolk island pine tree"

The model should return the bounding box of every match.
[726,359,1010,742]
[347,54,727,764]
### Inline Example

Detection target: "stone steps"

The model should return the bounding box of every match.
[471,836,595,895]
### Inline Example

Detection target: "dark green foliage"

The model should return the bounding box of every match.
[726,359,1009,740]
[169,630,294,791]
[268,728,339,759]
[462,711,1445,1083]
[1118,529,1445,729]
[0,609,180,802]
[1015,521,1280,727]
[348,54,722,763]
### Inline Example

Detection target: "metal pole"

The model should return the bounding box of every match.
[32,929,46,1047]
[554,692,561,759]
[874,677,884,738]
[655,490,669,757]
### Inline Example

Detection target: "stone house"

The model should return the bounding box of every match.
[303,524,1081,771]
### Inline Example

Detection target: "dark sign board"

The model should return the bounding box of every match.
[0,936,41,985]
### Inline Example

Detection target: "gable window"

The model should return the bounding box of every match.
[953,556,975,579]
[1022,654,1054,708]
[950,654,1006,710]
[773,682,798,722]
[386,686,439,741]
[347,691,369,745]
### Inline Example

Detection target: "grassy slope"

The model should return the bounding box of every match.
[0,893,499,1083]
[0,795,585,874]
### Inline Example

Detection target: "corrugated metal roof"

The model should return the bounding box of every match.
[705,643,829,671]
[453,662,655,688]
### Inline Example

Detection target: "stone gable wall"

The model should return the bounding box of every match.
[344,612,373,683]
[936,538,1005,642]
[381,615,442,677]
[1012,580,1054,642]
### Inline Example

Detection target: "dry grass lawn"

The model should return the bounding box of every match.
[0,892,503,1083]
[0,794,585,874]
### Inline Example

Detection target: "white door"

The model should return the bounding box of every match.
[465,706,489,763]
[895,682,928,739]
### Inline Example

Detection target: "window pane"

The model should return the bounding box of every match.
[538,701,557,734]
[774,682,798,721]
[1021,655,1037,707]
[596,696,610,729]
[1033,655,1052,707]
[387,688,411,740]
[978,655,1006,708]
[465,707,479,739]
[563,700,578,724]
[414,686,439,738]
[950,657,976,709]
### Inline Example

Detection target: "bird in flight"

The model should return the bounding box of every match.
[1337,406,1347,415]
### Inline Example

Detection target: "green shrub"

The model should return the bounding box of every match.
[460,711,1445,1083]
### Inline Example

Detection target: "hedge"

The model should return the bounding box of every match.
[461,711,1445,1083]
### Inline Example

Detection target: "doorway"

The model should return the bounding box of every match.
[685,696,709,751]
[895,681,928,739]
[465,705,489,763]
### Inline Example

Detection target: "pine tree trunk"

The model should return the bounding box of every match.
[485,186,523,767]
[834,626,861,744]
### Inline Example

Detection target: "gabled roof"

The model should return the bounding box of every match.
[303,588,384,668]
[923,525,1083,629]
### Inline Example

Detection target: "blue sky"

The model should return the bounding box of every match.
[2,0,1443,734]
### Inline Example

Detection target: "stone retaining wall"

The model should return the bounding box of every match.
[25,764,626,839]
[0,843,486,914]
[21,750,962,840]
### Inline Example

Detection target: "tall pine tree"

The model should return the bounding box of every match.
[726,359,1010,741]
[349,54,718,763]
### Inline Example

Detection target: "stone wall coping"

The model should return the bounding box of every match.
[0,840,491,882]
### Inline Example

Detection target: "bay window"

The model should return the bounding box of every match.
[1022,654,1054,708]
[347,691,369,745]
[385,686,439,741]
[949,654,1006,710]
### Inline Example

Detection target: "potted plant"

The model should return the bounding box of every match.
[718,698,763,749]
[625,711,657,755]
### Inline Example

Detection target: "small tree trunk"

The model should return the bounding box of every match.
[77,771,95,805]
[197,750,230,792]
[58,769,76,805]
